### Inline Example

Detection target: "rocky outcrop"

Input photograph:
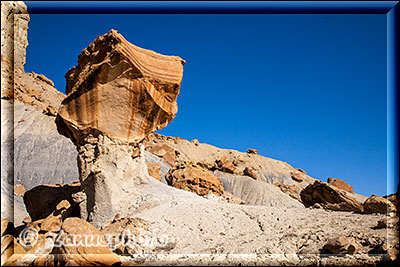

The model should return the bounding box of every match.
[23,181,81,221]
[1,1,29,72]
[1,1,78,223]
[327,177,354,194]
[53,30,185,227]
[273,182,302,202]
[363,195,397,214]
[300,181,363,212]
[215,156,239,175]
[243,167,257,180]
[147,143,177,167]
[166,162,224,196]
[56,29,185,145]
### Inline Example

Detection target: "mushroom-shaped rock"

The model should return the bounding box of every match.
[56,29,185,145]
[54,30,185,228]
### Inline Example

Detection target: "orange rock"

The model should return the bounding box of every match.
[14,184,26,197]
[147,162,162,181]
[291,172,304,182]
[327,177,354,193]
[215,156,239,175]
[52,217,120,266]
[56,29,185,145]
[166,162,224,196]
[243,167,257,180]
[363,195,397,214]
[300,181,363,212]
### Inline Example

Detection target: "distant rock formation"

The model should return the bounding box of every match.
[327,177,354,194]
[300,181,363,212]
[56,29,185,145]
[55,30,185,227]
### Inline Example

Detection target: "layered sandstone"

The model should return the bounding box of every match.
[56,29,185,145]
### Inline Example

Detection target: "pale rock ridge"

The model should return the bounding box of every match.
[56,29,185,145]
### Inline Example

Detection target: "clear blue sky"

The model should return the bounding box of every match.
[24,13,392,197]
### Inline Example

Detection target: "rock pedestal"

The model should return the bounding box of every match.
[55,30,185,228]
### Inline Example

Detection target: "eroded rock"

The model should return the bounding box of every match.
[300,181,363,212]
[56,29,185,145]
[363,195,397,214]
[166,162,224,196]
[327,177,354,194]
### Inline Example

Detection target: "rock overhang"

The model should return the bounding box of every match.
[56,29,185,145]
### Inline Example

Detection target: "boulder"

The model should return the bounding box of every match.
[243,167,257,180]
[23,181,81,221]
[291,172,304,182]
[147,162,162,181]
[363,195,397,214]
[321,236,358,255]
[327,177,354,194]
[300,181,363,213]
[52,217,120,266]
[384,194,398,210]
[215,156,239,175]
[166,162,224,196]
[56,29,185,145]
[40,200,72,232]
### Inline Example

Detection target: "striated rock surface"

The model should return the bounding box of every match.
[300,181,363,212]
[327,177,354,194]
[166,162,224,196]
[216,171,303,208]
[56,29,185,145]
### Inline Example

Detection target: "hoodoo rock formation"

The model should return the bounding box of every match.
[55,30,185,227]
[56,29,185,145]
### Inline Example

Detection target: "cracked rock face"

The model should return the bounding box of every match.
[56,29,185,145]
